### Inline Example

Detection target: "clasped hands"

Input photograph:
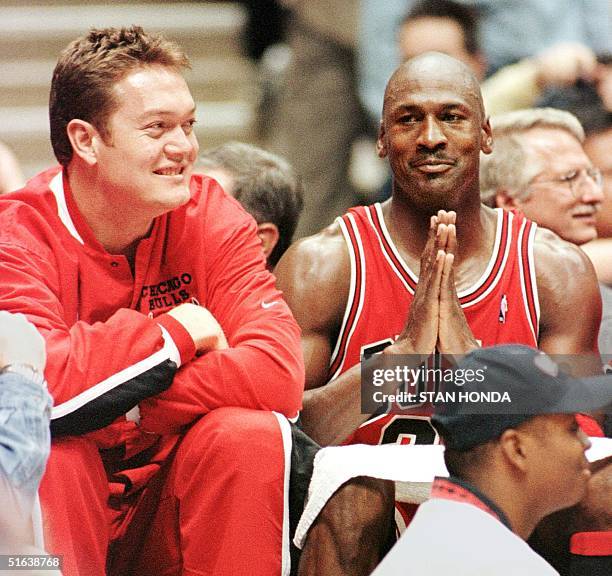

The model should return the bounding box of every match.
[386,210,480,357]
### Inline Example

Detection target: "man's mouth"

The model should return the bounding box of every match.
[572,209,597,223]
[411,158,455,174]
[154,166,185,176]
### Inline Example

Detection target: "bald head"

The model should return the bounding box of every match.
[383,52,485,119]
[376,51,492,210]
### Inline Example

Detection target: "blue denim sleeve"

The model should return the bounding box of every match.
[0,372,52,494]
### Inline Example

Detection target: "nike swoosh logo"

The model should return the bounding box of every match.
[261,301,279,309]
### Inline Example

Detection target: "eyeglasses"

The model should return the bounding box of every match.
[530,167,603,198]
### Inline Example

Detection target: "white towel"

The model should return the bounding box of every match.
[293,443,447,549]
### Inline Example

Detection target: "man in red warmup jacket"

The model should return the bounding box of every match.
[0,26,304,576]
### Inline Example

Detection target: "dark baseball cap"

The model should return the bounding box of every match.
[431,344,612,451]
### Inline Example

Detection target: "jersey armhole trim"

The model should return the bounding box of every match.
[328,214,365,380]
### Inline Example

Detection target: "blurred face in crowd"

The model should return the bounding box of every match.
[512,128,604,245]
[93,65,199,219]
[398,17,485,80]
[584,127,612,238]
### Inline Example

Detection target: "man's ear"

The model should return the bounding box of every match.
[481,117,493,155]
[376,120,388,158]
[495,189,520,210]
[66,119,100,166]
[498,428,529,473]
[257,222,280,262]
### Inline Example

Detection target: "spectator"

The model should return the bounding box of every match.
[480,108,608,356]
[372,344,612,575]
[358,0,610,125]
[270,0,368,238]
[480,107,603,246]
[539,55,612,282]
[397,1,599,116]
[0,26,304,576]
[198,141,303,268]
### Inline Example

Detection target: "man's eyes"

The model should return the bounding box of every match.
[442,113,462,121]
[144,120,197,136]
[397,113,463,123]
[182,119,197,133]
[560,170,579,183]
[145,122,165,135]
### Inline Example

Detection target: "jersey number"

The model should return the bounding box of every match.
[380,417,438,445]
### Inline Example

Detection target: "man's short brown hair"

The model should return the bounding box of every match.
[49,25,190,166]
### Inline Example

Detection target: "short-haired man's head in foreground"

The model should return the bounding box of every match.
[50,25,199,251]
[372,345,611,576]
[433,344,611,537]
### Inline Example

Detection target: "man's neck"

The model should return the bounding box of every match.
[389,190,483,242]
[382,194,496,282]
[66,165,153,256]
[467,473,538,540]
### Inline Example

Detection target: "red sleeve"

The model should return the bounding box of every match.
[0,204,194,434]
[138,192,305,433]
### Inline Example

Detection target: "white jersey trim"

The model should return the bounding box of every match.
[460,210,512,308]
[518,220,540,342]
[370,204,418,292]
[50,325,179,420]
[528,223,540,333]
[49,170,84,245]
[272,412,293,576]
[329,214,366,380]
[371,204,507,302]
[457,208,505,300]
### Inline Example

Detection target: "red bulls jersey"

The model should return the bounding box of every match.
[330,204,539,448]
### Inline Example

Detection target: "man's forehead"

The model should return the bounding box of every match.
[385,54,482,112]
[520,127,586,161]
[110,65,195,117]
[385,76,481,114]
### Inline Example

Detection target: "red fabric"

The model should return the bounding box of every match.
[576,413,604,437]
[1,167,303,573]
[0,167,303,458]
[156,313,197,366]
[333,206,539,447]
[327,205,540,530]
[431,478,501,522]
[40,437,111,576]
[43,409,288,576]
[570,531,612,556]
[0,168,303,425]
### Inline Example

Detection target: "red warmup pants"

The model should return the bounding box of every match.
[39,408,292,576]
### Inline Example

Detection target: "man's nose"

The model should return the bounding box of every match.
[416,115,447,150]
[575,169,605,203]
[164,126,197,159]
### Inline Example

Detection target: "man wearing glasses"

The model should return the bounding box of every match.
[480,107,604,247]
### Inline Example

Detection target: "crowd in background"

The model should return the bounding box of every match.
[0,2,612,576]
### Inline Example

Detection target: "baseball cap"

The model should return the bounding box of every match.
[431,344,612,451]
